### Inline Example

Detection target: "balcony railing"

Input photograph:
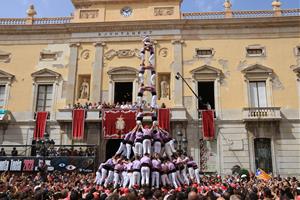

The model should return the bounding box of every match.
[182,9,300,19]
[56,108,187,122]
[0,17,72,25]
[0,9,299,25]
[243,107,281,121]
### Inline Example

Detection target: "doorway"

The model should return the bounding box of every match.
[198,82,215,110]
[254,138,273,173]
[114,82,133,105]
[105,139,123,160]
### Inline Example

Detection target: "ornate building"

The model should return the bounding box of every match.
[0,0,299,176]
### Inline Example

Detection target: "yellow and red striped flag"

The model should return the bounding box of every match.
[255,168,272,181]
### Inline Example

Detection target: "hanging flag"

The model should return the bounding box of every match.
[158,108,170,132]
[255,168,272,181]
[202,110,215,140]
[72,109,86,140]
[33,112,48,140]
[102,110,136,139]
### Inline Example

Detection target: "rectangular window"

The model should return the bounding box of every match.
[246,46,266,57]
[36,84,53,112]
[0,85,6,108]
[198,82,215,110]
[249,81,267,107]
[195,48,214,58]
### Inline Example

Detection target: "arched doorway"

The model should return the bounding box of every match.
[105,139,122,160]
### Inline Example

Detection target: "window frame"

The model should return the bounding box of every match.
[195,48,215,58]
[190,65,223,119]
[242,64,273,108]
[35,84,54,112]
[246,45,266,57]
[31,68,61,120]
[249,81,268,108]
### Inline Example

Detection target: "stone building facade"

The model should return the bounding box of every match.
[0,0,299,176]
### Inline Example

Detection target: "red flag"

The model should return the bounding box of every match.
[72,109,85,140]
[102,110,136,139]
[34,112,48,140]
[202,110,215,140]
[158,108,170,132]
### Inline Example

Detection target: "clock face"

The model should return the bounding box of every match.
[121,7,132,17]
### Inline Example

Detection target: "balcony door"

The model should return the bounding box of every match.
[254,138,273,173]
[249,81,267,107]
[114,82,133,105]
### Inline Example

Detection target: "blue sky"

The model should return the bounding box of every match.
[0,0,299,18]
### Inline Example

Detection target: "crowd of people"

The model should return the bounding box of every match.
[65,101,167,111]
[0,170,299,200]
[0,146,96,157]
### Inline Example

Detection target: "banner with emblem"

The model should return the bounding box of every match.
[102,110,137,139]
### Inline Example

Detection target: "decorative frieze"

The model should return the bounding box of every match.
[80,9,99,19]
[104,49,140,60]
[159,48,168,57]
[80,49,91,60]
[154,7,174,16]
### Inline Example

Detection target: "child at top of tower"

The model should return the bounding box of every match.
[140,36,155,66]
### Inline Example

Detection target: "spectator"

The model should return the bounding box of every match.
[0,148,6,156]
[11,147,18,156]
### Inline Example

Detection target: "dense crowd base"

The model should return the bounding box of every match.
[0,171,299,200]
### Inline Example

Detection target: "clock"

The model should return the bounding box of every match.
[120,7,132,17]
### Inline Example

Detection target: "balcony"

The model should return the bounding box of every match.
[56,108,187,122]
[242,107,281,121]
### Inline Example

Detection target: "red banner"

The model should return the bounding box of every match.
[34,112,48,140]
[102,110,137,139]
[72,109,86,140]
[158,108,170,132]
[202,110,215,140]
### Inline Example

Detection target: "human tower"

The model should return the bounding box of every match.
[96,37,200,189]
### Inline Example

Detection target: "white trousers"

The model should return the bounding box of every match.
[151,95,157,108]
[134,142,143,157]
[139,73,144,84]
[169,172,179,188]
[181,167,190,185]
[125,143,132,159]
[151,171,160,188]
[141,166,150,186]
[161,174,171,187]
[188,167,195,182]
[104,170,114,187]
[95,171,101,185]
[116,143,126,156]
[99,168,108,186]
[113,171,120,188]
[123,172,132,188]
[151,73,156,86]
[132,171,140,187]
[164,143,173,159]
[195,168,201,184]
[143,139,151,155]
[153,141,161,154]
[149,54,155,66]
[176,170,185,185]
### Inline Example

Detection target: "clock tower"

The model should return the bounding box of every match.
[71,0,182,22]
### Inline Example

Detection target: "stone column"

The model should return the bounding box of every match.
[172,40,184,108]
[91,42,106,103]
[66,43,80,105]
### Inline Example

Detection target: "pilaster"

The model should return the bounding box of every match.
[66,43,80,105]
[172,40,184,108]
[91,42,106,103]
